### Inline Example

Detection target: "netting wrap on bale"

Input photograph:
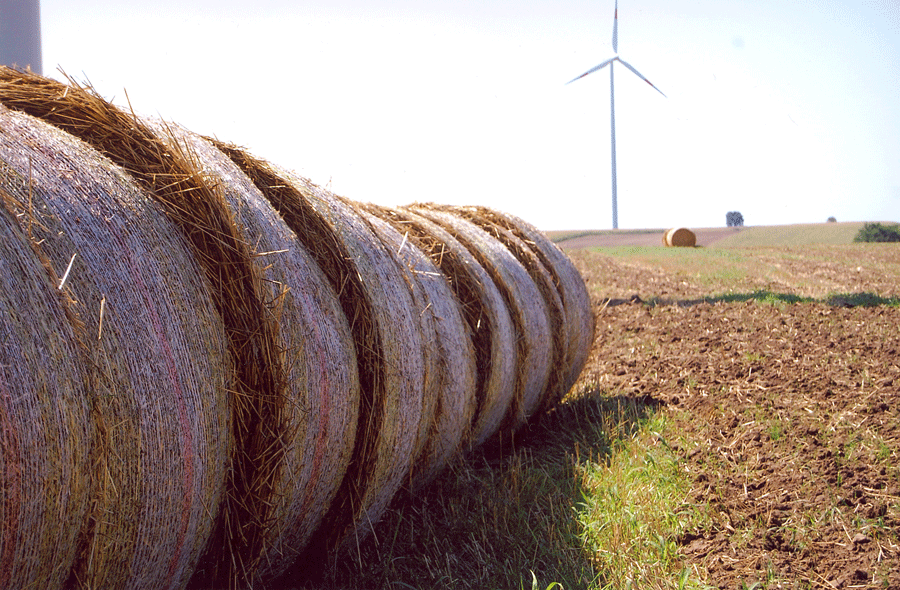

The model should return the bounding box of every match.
[362,206,478,488]
[360,212,441,482]
[439,206,569,415]
[0,105,231,590]
[146,122,361,584]
[0,186,91,590]
[409,206,553,435]
[369,206,518,448]
[0,67,286,589]
[440,206,594,401]
[211,146,427,555]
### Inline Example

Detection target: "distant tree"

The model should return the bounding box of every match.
[853,222,900,243]
[726,211,744,227]
[827,216,837,223]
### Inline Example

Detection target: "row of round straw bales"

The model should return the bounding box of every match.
[0,67,593,590]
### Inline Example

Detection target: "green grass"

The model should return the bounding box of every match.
[822,292,900,307]
[594,246,754,290]
[711,222,867,247]
[308,393,707,590]
[546,229,666,243]
[575,411,710,589]
[584,245,900,306]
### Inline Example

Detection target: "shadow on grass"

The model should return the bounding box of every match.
[292,392,660,590]
[515,391,662,464]
[820,292,900,307]
[607,290,900,309]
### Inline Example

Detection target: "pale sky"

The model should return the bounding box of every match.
[36,0,900,230]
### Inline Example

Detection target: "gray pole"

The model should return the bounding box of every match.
[1,0,42,75]
[610,61,618,230]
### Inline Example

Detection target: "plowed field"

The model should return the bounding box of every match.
[568,245,900,588]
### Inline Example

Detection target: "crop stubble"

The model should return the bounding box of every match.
[568,246,900,588]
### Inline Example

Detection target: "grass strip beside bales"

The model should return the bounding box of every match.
[309,392,706,590]
[575,408,709,590]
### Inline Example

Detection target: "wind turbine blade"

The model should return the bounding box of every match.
[566,57,616,85]
[612,0,619,53]
[616,57,667,97]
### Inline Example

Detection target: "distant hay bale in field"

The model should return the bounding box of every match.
[409,205,553,435]
[0,105,231,590]
[212,143,426,556]
[0,67,286,588]
[147,122,360,583]
[439,205,570,416]
[362,205,477,487]
[445,207,594,398]
[0,187,91,590]
[663,227,696,247]
[370,206,517,448]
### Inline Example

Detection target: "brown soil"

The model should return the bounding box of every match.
[569,248,900,589]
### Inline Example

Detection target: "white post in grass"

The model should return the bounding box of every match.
[0,0,42,75]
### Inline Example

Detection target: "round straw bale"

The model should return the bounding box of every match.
[408,206,553,436]
[663,227,696,247]
[146,122,360,583]
[0,68,286,588]
[356,211,440,479]
[0,189,91,590]
[442,207,594,399]
[359,212,439,476]
[366,206,516,449]
[0,105,231,590]
[211,144,426,556]
[361,206,477,488]
[439,205,569,417]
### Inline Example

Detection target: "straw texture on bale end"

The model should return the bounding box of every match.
[211,144,427,562]
[360,211,441,482]
[663,227,697,247]
[0,66,288,589]
[408,205,553,438]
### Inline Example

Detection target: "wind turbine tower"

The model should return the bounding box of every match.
[568,0,665,229]
[1,0,43,75]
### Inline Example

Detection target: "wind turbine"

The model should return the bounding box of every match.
[567,0,665,229]
[0,0,43,75]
